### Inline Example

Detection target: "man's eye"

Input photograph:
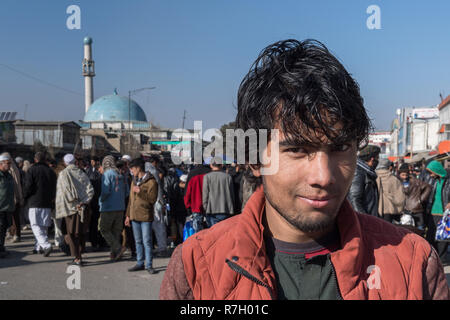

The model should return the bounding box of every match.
[333,144,350,152]
[285,147,307,154]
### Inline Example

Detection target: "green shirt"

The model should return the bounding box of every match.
[265,228,342,300]
[431,179,444,215]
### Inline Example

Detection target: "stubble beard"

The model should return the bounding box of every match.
[263,179,338,234]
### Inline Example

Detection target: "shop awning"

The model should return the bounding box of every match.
[438,140,450,154]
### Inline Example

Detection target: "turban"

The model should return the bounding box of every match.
[64,154,75,166]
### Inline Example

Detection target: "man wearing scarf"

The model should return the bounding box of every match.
[347,145,380,216]
[99,155,129,261]
[55,154,94,265]
[425,160,450,263]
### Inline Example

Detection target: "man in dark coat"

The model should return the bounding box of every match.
[23,152,57,256]
[86,156,105,250]
[0,153,15,258]
[347,145,380,216]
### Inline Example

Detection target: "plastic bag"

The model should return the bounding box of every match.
[183,220,195,242]
[400,213,415,226]
[435,209,450,241]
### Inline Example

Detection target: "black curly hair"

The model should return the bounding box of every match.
[236,39,372,157]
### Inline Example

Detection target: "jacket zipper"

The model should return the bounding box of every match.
[329,260,343,300]
[225,259,275,300]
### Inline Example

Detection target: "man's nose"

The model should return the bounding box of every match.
[306,151,336,188]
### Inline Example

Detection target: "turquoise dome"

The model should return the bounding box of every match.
[84,92,147,123]
[84,37,93,45]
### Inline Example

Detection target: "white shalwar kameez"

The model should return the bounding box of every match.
[29,208,52,250]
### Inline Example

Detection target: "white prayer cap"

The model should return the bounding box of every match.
[64,154,75,165]
[122,155,131,162]
[180,174,188,183]
[0,153,11,162]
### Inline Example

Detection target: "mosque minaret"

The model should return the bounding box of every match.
[82,37,95,113]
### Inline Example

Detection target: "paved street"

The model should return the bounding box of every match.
[0,230,170,299]
[1,230,449,299]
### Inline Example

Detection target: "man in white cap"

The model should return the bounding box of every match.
[23,152,57,257]
[0,153,14,258]
[56,154,94,265]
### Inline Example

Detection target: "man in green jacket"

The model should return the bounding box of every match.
[0,153,15,258]
[426,160,450,262]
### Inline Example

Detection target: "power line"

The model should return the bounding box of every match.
[0,63,83,96]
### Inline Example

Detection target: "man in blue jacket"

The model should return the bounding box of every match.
[99,155,129,261]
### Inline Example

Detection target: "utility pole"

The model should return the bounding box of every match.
[180,110,187,141]
[181,110,186,130]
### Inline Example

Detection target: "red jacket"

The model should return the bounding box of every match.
[161,186,449,300]
[184,174,206,214]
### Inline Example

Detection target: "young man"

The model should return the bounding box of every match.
[125,158,158,274]
[202,158,235,227]
[23,152,57,257]
[348,145,380,216]
[160,39,449,300]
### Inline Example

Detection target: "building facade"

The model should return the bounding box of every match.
[388,106,439,160]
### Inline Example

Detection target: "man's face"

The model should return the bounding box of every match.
[0,160,11,172]
[399,172,409,181]
[254,129,357,233]
[130,166,141,176]
[368,154,380,170]
[429,170,439,179]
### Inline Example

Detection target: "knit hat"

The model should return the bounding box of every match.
[426,160,447,178]
[63,154,75,166]
[358,145,381,158]
[0,153,11,161]
[15,157,23,163]
[122,155,131,162]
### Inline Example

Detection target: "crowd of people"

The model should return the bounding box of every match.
[0,151,251,274]
[348,144,449,263]
[0,144,449,273]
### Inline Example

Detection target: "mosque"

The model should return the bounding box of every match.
[78,37,200,158]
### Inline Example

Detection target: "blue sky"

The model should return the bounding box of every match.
[1,0,450,131]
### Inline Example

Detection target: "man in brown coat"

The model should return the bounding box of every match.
[125,158,158,274]
[376,159,405,223]
[398,163,432,232]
